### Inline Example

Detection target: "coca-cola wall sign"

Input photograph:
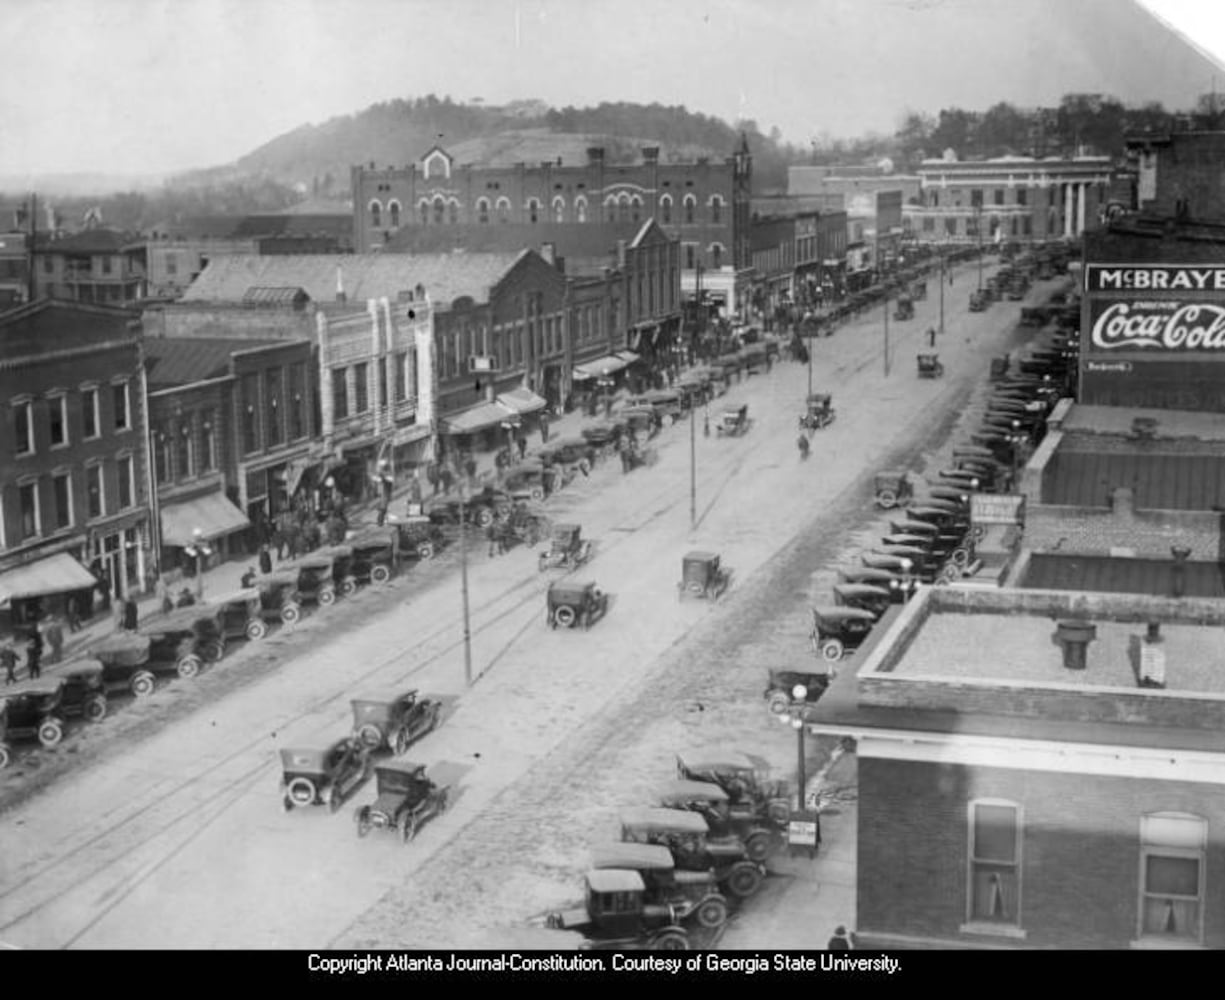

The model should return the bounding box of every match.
[1089,300,1225,352]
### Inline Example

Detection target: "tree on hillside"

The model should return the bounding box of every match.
[976,102,1028,157]
[895,109,935,168]
[928,109,979,159]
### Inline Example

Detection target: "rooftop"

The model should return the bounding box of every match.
[1019,554,1225,599]
[143,336,279,388]
[1059,404,1225,443]
[0,300,138,360]
[1044,448,1225,510]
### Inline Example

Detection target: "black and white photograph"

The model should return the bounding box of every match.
[2,0,1225,958]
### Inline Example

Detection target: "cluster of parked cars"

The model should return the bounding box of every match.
[538,751,791,949]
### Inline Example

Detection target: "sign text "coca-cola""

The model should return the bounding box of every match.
[1091,302,1225,351]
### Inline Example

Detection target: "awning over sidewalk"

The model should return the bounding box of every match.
[441,400,517,435]
[615,350,641,365]
[496,387,548,416]
[573,354,629,380]
[161,491,251,547]
[0,552,97,605]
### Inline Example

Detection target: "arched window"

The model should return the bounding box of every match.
[575,196,588,223]
[418,200,429,225]
[369,200,382,228]
[527,198,541,224]
[449,199,459,224]
[685,244,696,270]
[605,196,617,223]
[388,200,401,228]
[710,195,723,224]
[496,197,511,223]
[618,193,631,223]
[660,195,673,225]
[631,196,642,223]
[433,197,446,225]
[711,243,724,269]
[553,196,565,223]
[684,195,696,224]
[477,198,490,224]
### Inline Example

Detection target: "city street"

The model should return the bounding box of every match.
[0,258,1052,950]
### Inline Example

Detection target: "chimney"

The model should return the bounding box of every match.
[1109,487,1134,518]
[1053,620,1096,670]
[587,147,605,165]
[540,242,556,266]
[642,146,660,164]
[1170,545,1191,598]
[1138,621,1166,688]
[616,240,627,269]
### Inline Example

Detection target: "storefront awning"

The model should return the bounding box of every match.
[161,491,251,547]
[615,350,641,365]
[496,387,548,416]
[573,354,628,380]
[0,552,97,605]
[441,400,517,435]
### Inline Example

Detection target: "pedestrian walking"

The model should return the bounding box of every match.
[44,616,64,665]
[440,466,454,495]
[517,434,528,461]
[258,544,273,576]
[286,520,302,560]
[1,643,19,685]
[826,926,856,950]
[539,415,550,445]
[486,521,499,558]
[66,594,82,632]
[26,632,42,680]
[927,327,937,348]
[797,433,810,461]
[122,596,139,632]
[464,453,477,483]
[426,462,440,497]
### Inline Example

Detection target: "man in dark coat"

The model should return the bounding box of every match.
[258,544,273,575]
[122,596,139,632]
[826,926,855,950]
[1,643,19,685]
[517,434,528,461]
[26,630,43,679]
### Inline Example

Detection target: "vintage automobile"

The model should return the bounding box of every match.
[425,486,513,530]
[832,583,892,618]
[350,689,443,755]
[889,516,941,540]
[969,290,990,312]
[354,760,449,842]
[588,843,729,930]
[619,807,766,900]
[675,750,791,827]
[923,484,976,507]
[893,295,915,321]
[546,580,609,630]
[289,551,341,607]
[91,607,224,685]
[936,468,984,492]
[344,529,398,589]
[798,393,835,431]
[656,780,784,864]
[640,389,686,425]
[620,405,660,441]
[0,677,76,754]
[89,633,159,697]
[874,470,914,509]
[837,565,914,603]
[916,353,945,378]
[57,660,110,722]
[390,508,446,561]
[537,523,593,572]
[989,354,1011,381]
[810,606,877,662]
[255,570,304,626]
[763,668,832,721]
[677,551,730,601]
[874,543,937,582]
[539,437,595,483]
[715,402,750,438]
[673,378,709,411]
[207,588,269,642]
[503,459,553,502]
[279,737,372,812]
[542,869,690,950]
[910,280,928,301]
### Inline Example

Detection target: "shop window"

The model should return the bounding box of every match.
[711,244,724,269]
[967,800,1021,927]
[1139,813,1206,945]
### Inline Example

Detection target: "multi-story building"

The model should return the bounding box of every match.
[749,204,850,306]
[810,584,1225,949]
[0,301,153,628]
[907,154,1112,244]
[0,231,31,308]
[34,228,148,306]
[350,140,753,318]
[1126,129,1225,220]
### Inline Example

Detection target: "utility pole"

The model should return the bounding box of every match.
[689,391,696,528]
[883,286,891,377]
[458,483,473,686]
[27,192,36,304]
[938,247,945,335]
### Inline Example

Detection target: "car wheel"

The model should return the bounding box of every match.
[416,541,435,560]
[84,695,108,723]
[318,586,336,606]
[821,639,845,663]
[245,619,268,641]
[357,724,383,750]
[341,577,358,597]
[877,489,898,509]
[695,896,728,930]
[651,930,688,951]
[476,508,494,529]
[662,414,675,428]
[280,603,301,625]
[726,863,764,899]
[177,654,202,679]
[951,547,971,567]
[767,692,791,715]
[326,784,340,814]
[287,777,316,807]
[0,744,10,770]
[530,486,544,502]
[554,605,576,628]
[767,799,792,826]
[744,830,775,863]
[132,672,156,698]
[201,640,225,663]
[371,565,392,585]
[38,718,64,748]
[355,807,372,838]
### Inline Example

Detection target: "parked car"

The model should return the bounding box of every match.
[837,565,914,603]
[874,470,914,509]
[353,761,449,842]
[810,606,877,662]
[350,689,442,755]
[425,486,513,530]
[716,403,750,437]
[537,523,593,572]
[581,419,629,462]
[969,290,989,312]
[675,750,791,827]
[345,529,398,588]
[677,551,730,601]
[285,551,340,607]
[279,737,372,812]
[503,460,553,502]
[255,571,304,626]
[619,807,766,900]
[588,843,728,930]
[893,295,915,321]
[546,580,608,630]
[56,660,110,722]
[916,353,945,378]
[656,780,785,864]
[389,508,446,561]
[0,677,75,757]
[639,389,686,425]
[798,393,835,431]
[206,588,269,642]
[763,668,832,721]
[832,583,891,618]
[542,869,690,950]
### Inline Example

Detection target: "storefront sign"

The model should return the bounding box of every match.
[1084,360,1133,373]
[1087,264,1225,293]
[1089,301,1225,351]
[971,493,1025,527]
[787,810,820,850]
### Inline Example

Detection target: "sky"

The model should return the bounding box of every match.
[0,0,1222,180]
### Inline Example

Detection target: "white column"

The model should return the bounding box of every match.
[1077,183,1087,234]
[1063,184,1073,237]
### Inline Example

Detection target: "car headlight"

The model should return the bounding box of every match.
[900,558,913,570]
[792,684,808,700]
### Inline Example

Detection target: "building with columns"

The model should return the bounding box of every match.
[907,155,1112,244]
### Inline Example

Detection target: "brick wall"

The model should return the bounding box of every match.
[143,304,315,342]
[858,757,1225,948]
[1024,500,1222,559]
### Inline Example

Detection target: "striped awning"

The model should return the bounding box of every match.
[441,400,517,435]
[0,552,96,605]
[161,491,251,547]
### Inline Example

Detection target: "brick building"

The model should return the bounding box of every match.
[1126,130,1225,221]
[0,301,153,627]
[34,228,148,306]
[810,585,1225,949]
[350,140,753,318]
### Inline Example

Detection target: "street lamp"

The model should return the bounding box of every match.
[456,481,473,687]
[775,701,812,810]
[183,527,212,599]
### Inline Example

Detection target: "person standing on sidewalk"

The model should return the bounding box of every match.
[25,630,42,680]
[826,926,856,950]
[517,434,528,461]
[43,616,64,665]
[122,596,139,632]
[66,594,83,632]
[1,642,19,685]
[258,544,273,575]
[539,415,550,445]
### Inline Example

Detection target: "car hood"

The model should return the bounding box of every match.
[370,793,406,818]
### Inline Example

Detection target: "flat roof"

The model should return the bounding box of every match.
[1060,404,1225,443]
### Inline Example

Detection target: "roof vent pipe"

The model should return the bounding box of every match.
[1053,620,1096,670]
